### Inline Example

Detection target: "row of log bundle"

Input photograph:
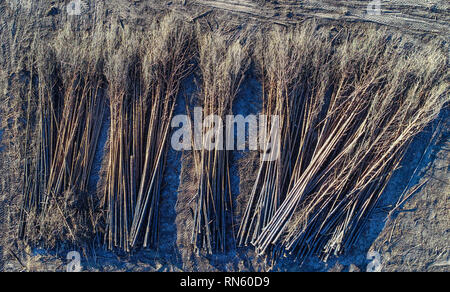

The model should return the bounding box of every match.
[17,19,448,263]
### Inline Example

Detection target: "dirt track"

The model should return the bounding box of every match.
[117,0,450,35]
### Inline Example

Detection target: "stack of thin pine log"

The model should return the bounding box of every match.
[19,27,106,246]
[238,23,332,248]
[16,17,448,262]
[238,25,449,261]
[102,16,194,251]
[191,33,249,254]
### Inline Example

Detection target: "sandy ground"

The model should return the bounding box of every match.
[0,0,448,272]
[113,0,450,34]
